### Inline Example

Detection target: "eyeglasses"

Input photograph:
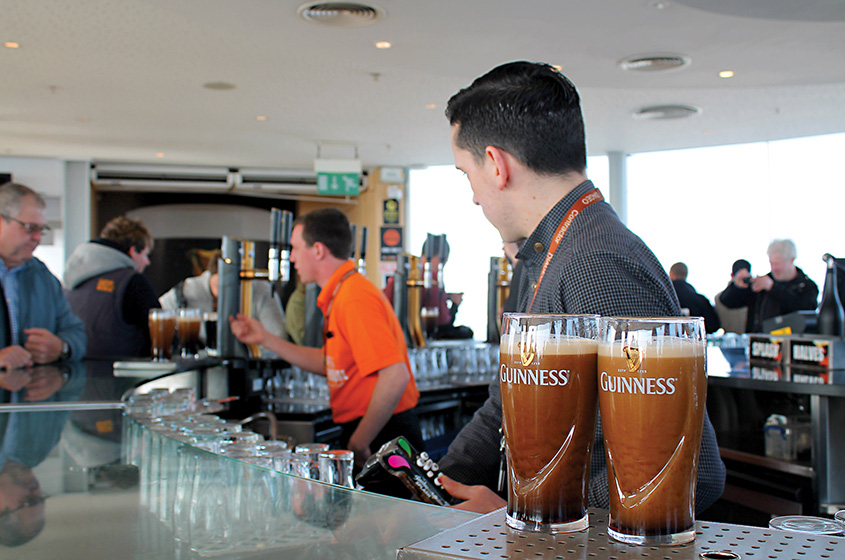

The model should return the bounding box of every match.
[0,494,50,520]
[1,214,51,235]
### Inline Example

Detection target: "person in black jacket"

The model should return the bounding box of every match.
[669,262,721,333]
[719,239,818,333]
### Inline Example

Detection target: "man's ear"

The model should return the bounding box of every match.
[312,241,328,260]
[486,146,511,190]
[128,246,139,259]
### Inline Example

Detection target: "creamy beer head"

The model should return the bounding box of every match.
[598,317,706,546]
[500,314,599,534]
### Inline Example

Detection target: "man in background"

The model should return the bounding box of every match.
[0,182,85,369]
[64,216,160,359]
[230,208,422,467]
[714,259,752,333]
[669,262,721,333]
[719,240,818,333]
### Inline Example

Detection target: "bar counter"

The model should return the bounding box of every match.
[0,359,477,559]
[3,351,844,559]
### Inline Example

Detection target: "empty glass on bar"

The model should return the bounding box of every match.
[598,316,706,546]
[500,313,599,533]
[319,450,355,488]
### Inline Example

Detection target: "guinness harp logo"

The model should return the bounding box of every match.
[623,346,642,372]
[518,339,536,367]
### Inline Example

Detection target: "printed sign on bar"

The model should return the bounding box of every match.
[380,226,403,261]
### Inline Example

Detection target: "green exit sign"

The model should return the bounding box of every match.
[317,172,360,196]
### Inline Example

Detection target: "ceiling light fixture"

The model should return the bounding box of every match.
[4,41,20,49]
[375,41,391,49]
[203,81,236,91]
[719,70,735,78]
[425,104,436,110]
[633,104,701,120]
[619,53,691,73]
[155,152,165,158]
[256,115,268,121]
[298,2,385,27]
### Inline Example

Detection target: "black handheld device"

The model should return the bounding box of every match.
[356,436,456,506]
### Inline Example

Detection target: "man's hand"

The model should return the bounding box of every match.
[24,366,65,401]
[732,270,752,288]
[229,313,268,346]
[437,474,507,513]
[0,345,34,371]
[751,275,774,292]
[23,328,63,364]
[0,366,31,391]
[346,434,372,469]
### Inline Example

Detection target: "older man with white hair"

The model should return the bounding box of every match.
[719,239,818,332]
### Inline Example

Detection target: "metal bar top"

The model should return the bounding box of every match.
[398,507,843,560]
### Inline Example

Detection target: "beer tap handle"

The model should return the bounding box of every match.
[359,227,368,260]
[423,233,435,289]
[269,208,283,283]
[279,210,293,284]
[358,227,368,275]
[350,224,358,259]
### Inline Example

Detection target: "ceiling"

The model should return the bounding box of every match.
[2,0,845,171]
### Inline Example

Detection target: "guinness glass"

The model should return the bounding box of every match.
[149,309,176,361]
[598,317,706,546]
[500,313,599,533]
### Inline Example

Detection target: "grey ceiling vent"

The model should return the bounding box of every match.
[633,104,702,120]
[619,54,691,73]
[298,2,384,27]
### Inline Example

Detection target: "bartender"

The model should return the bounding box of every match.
[229,208,423,467]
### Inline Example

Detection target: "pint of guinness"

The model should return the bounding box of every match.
[598,317,706,546]
[500,313,599,533]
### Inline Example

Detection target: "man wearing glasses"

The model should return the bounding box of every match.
[0,182,86,370]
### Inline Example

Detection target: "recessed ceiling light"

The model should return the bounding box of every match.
[155,152,165,158]
[619,54,691,73]
[256,115,268,121]
[203,81,236,91]
[633,104,701,120]
[551,65,564,72]
[425,104,436,109]
[719,70,735,79]
[298,2,385,27]
[375,41,391,49]
[4,41,20,49]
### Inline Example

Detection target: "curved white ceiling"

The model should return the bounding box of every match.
[1,0,844,168]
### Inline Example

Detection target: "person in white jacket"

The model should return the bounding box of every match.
[159,251,288,352]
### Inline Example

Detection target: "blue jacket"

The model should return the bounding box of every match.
[1,257,86,361]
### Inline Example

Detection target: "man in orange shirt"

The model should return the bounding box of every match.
[230,208,421,467]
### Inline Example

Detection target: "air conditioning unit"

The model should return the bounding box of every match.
[91,163,368,198]
[236,167,367,196]
[91,163,235,192]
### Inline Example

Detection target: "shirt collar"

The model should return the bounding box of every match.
[316,260,357,313]
[516,180,596,263]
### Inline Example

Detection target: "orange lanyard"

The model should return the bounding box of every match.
[322,268,357,374]
[527,188,603,312]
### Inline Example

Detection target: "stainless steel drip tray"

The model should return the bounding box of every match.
[397,508,844,560]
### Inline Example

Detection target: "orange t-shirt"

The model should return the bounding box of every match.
[317,260,419,424]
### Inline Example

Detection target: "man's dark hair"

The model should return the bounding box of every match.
[446,61,586,177]
[295,208,352,260]
[670,262,688,281]
[99,216,153,255]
